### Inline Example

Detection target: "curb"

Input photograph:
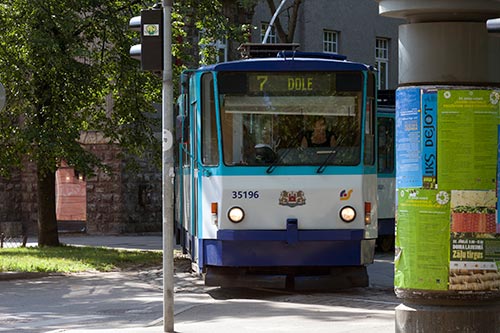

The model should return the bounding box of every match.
[0,272,52,281]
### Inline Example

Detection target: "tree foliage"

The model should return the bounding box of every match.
[0,0,162,245]
[0,0,254,246]
[173,0,256,66]
[0,0,161,178]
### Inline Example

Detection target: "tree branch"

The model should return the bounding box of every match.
[287,0,301,43]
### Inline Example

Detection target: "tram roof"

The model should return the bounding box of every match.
[198,56,372,73]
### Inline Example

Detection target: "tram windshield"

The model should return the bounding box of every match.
[217,71,363,166]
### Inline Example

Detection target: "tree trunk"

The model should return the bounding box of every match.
[37,167,60,246]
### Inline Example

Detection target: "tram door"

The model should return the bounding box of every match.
[177,72,219,263]
[176,74,198,259]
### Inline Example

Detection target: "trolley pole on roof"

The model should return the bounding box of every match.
[262,0,289,44]
[162,0,174,332]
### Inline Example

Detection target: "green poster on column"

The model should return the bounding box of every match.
[437,90,498,190]
[395,188,450,290]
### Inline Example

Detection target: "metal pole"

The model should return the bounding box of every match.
[162,0,174,332]
[262,0,289,44]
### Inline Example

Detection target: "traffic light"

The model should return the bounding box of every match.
[129,6,163,71]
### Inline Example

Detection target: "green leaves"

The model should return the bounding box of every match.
[452,206,496,214]
[0,0,255,178]
[0,0,161,176]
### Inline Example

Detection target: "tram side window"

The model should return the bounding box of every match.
[201,73,219,166]
[182,112,191,167]
[377,117,394,173]
[364,73,376,165]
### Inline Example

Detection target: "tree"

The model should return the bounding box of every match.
[0,0,161,246]
[0,0,254,246]
[174,0,256,67]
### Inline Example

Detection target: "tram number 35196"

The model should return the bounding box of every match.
[231,190,260,199]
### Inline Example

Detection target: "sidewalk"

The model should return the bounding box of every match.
[59,234,165,251]
[11,234,397,333]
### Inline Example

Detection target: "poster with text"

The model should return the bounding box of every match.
[437,90,499,191]
[497,124,500,233]
[449,190,500,291]
[421,90,437,189]
[396,87,422,188]
[395,188,450,290]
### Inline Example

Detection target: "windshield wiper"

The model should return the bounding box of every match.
[316,136,345,174]
[266,129,305,174]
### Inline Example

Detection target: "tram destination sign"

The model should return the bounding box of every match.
[247,72,342,95]
[219,72,361,95]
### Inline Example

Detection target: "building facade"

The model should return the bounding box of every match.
[250,0,404,90]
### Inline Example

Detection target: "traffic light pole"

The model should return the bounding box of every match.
[162,0,174,332]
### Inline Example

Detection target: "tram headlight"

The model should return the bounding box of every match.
[339,206,356,223]
[228,206,245,223]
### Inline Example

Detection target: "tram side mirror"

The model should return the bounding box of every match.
[255,144,277,163]
[176,115,188,143]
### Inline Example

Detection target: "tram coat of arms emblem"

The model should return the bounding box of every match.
[279,190,306,207]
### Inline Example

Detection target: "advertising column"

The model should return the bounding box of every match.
[395,87,500,297]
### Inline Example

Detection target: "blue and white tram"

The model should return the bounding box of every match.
[175,49,378,289]
[376,92,396,252]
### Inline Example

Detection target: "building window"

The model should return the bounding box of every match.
[323,30,338,53]
[199,29,228,64]
[376,38,389,90]
[214,38,228,63]
[261,22,277,43]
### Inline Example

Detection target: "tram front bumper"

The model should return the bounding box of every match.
[204,265,369,290]
[201,228,375,268]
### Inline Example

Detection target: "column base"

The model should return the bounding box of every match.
[395,301,500,333]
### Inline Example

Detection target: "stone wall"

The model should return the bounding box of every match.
[0,140,162,236]
[121,154,162,234]
[0,161,38,236]
[85,143,125,234]
[84,140,162,235]
[0,172,25,236]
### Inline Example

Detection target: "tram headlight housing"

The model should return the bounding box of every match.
[228,206,245,223]
[340,206,356,223]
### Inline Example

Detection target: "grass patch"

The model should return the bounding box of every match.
[0,245,163,273]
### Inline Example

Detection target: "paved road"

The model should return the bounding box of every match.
[0,271,163,332]
[0,235,397,333]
